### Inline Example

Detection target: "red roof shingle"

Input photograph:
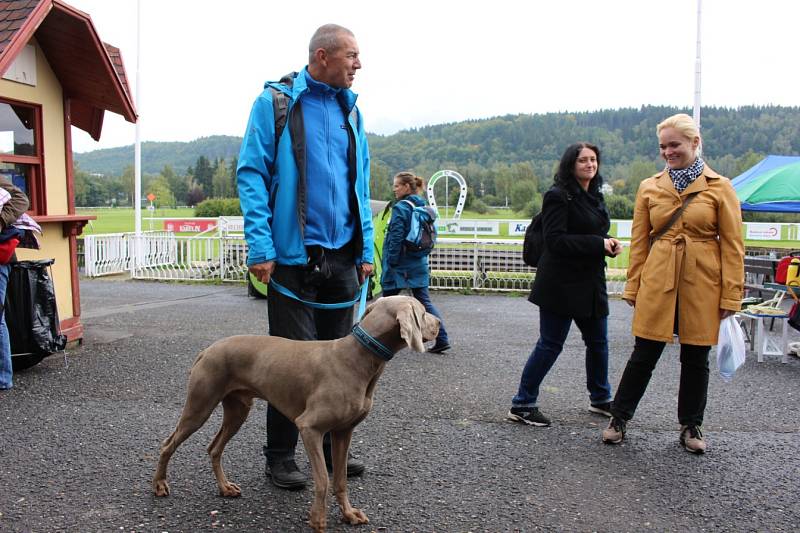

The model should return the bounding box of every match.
[0,0,136,140]
[0,1,39,56]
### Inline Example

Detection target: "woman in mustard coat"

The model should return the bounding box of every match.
[602,113,744,453]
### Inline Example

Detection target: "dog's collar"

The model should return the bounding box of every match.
[351,324,394,361]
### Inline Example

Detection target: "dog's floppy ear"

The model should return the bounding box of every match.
[397,300,425,352]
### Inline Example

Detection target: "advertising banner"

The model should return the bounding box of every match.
[437,220,500,235]
[508,220,529,237]
[163,219,218,233]
[218,217,245,234]
[745,223,782,241]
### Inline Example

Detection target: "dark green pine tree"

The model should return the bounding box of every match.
[228,157,238,196]
[194,156,213,195]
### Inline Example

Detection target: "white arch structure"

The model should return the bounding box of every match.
[427,170,467,219]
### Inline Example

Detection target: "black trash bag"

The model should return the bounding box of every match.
[5,259,67,370]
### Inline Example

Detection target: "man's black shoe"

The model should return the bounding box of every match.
[266,459,307,490]
[325,455,366,477]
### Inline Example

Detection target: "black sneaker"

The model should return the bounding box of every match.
[589,402,613,417]
[428,341,452,354]
[601,417,627,444]
[506,406,551,427]
[266,459,307,490]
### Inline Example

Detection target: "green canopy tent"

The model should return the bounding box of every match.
[732,156,800,212]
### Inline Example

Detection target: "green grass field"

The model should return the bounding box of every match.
[77,207,196,235]
[76,207,798,251]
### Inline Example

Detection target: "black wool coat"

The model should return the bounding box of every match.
[528,181,611,319]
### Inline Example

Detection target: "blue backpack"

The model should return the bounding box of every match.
[402,199,438,254]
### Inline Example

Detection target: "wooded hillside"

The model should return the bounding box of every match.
[72,105,800,220]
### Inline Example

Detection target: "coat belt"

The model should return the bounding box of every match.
[663,234,717,293]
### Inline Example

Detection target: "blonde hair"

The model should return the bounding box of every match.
[393,171,425,194]
[657,113,702,156]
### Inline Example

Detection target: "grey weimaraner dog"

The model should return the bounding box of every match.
[153,295,440,532]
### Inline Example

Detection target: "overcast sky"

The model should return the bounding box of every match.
[66,0,800,154]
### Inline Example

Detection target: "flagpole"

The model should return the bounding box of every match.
[134,0,142,269]
[693,0,702,131]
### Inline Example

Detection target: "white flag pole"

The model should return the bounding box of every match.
[693,0,702,133]
[133,0,142,270]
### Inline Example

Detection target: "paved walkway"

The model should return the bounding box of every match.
[1,279,799,532]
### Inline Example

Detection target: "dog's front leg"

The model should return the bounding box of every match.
[298,425,329,533]
[331,428,369,526]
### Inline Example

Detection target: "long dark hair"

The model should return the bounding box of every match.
[554,142,603,195]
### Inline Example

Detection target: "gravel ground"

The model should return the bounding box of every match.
[1,278,799,533]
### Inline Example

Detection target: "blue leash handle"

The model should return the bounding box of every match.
[268,278,369,318]
[357,281,369,320]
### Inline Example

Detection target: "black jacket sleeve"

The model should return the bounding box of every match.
[541,188,605,259]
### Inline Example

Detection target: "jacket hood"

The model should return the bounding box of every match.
[400,193,426,206]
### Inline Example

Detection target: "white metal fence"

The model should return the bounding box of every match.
[81,232,629,294]
[427,238,627,294]
[83,231,174,277]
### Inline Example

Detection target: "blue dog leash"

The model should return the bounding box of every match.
[267,279,390,360]
[356,280,369,320]
[268,279,370,320]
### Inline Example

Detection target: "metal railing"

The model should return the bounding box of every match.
[428,238,628,294]
[82,233,629,294]
[128,234,248,281]
[82,231,174,277]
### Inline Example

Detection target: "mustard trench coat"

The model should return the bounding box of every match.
[622,166,744,345]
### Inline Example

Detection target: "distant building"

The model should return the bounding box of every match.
[0,0,137,344]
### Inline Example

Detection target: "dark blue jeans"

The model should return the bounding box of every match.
[0,263,11,389]
[512,308,611,407]
[382,286,449,345]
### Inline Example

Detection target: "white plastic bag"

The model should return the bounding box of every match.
[716,316,746,382]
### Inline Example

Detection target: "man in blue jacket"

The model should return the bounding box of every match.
[237,23,374,490]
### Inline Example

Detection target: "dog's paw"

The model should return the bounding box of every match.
[219,481,241,498]
[153,479,170,497]
[308,516,327,533]
[341,507,369,525]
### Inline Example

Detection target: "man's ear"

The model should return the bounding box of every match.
[313,47,328,67]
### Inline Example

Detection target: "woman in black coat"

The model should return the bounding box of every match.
[507,142,622,426]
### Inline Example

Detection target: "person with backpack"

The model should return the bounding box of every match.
[381,171,451,353]
[237,24,373,490]
[507,142,622,427]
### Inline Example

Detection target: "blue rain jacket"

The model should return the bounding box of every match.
[237,67,373,267]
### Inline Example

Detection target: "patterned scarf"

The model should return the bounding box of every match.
[668,157,705,193]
